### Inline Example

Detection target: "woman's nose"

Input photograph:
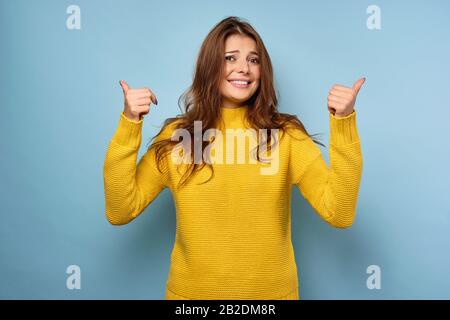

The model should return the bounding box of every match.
[236,59,250,73]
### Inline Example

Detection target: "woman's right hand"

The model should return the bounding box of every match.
[119,80,158,122]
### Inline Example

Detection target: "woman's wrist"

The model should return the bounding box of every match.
[123,110,141,123]
[329,111,360,145]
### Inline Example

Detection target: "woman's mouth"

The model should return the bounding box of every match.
[228,80,252,89]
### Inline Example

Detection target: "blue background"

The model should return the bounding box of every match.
[1,0,449,299]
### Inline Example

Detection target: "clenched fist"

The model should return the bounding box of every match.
[119,80,158,122]
[327,77,365,118]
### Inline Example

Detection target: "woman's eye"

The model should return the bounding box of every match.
[225,55,259,64]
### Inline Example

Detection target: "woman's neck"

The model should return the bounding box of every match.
[221,98,248,109]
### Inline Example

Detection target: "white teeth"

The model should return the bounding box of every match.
[230,80,250,85]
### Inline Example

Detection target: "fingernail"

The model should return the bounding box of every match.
[155,97,158,105]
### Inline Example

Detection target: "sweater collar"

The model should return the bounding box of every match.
[219,105,249,128]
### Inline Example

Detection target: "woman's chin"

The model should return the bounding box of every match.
[227,94,252,102]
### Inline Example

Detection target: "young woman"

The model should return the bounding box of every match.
[103,16,364,300]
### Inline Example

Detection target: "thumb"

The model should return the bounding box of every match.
[352,77,366,94]
[119,80,130,95]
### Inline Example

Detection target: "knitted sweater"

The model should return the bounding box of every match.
[103,106,363,300]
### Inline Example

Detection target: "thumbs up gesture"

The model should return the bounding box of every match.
[119,80,158,122]
[327,77,365,118]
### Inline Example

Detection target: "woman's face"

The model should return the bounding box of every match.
[220,34,261,108]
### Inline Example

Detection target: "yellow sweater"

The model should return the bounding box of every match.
[103,106,363,300]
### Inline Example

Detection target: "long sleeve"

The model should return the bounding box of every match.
[103,112,170,225]
[289,111,363,228]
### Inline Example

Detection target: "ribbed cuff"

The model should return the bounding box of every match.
[112,112,143,149]
[329,111,359,145]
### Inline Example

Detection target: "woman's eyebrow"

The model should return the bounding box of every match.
[225,50,258,55]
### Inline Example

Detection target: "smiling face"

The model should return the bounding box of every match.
[219,34,261,108]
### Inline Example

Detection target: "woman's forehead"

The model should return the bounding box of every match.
[225,34,257,52]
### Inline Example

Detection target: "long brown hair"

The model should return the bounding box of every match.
[145,16,324,189]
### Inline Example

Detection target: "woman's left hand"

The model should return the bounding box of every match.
[327,77,366,117]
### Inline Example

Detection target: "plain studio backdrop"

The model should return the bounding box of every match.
[0,0,449,299]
